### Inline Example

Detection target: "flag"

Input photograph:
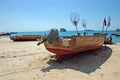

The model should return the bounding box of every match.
[107,16,111,27]
[103,17,106,26]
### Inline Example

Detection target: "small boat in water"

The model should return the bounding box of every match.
[0,32,11,36]
[112,33,120,37]
[0,32,17,36]
[10,35,41,41]
[60,28,67,32]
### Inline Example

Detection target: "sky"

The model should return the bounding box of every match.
[0,0,120,32]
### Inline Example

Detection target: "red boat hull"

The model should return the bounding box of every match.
[46,45,102,60]
[46,45,102,55]
[44,35,105,60]
[10,35,41,41]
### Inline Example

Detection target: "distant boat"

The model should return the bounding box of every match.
[116,28,120,31]
[37,29,105,60]
[0,32,11,36]
[112,33,120,37]
[0,32,17,36]
[60,28,67,32]
[84,29,94,31]
[10,32,17,34]
[10,35,41,41]
[116,34,120,36]
[111,28,120,37]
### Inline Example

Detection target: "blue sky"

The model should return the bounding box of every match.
[0,0,120,32]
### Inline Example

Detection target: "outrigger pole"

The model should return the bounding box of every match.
[70,12,80,36]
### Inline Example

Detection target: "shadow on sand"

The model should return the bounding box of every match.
[41,46,112,74]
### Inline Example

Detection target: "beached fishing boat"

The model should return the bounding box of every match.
[10,35,41,41]
[37,13,109,60]
[37,29,104,60]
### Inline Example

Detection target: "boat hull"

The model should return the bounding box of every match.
[46,44,102,55]
[44,35,104,55]
[10,35,41,41]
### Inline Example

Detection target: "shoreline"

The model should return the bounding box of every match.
[1,36,120,45]
[0,36,120,80]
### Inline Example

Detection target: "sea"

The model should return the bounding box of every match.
[10,30,120,43]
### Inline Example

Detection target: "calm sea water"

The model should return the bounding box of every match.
[11,30,120,43]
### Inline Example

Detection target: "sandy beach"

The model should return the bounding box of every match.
[0,36,120,80]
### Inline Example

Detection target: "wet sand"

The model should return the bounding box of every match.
[0,36,120,80]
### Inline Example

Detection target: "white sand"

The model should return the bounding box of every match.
[0,36,120,80]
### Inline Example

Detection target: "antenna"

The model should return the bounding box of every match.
[70,12,80,35]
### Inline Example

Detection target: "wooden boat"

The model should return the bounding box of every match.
[37,13,107,60]
[37,29,105,60]
[10,35,41,41]
[104,36,112,44]
[94,33,112,44]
